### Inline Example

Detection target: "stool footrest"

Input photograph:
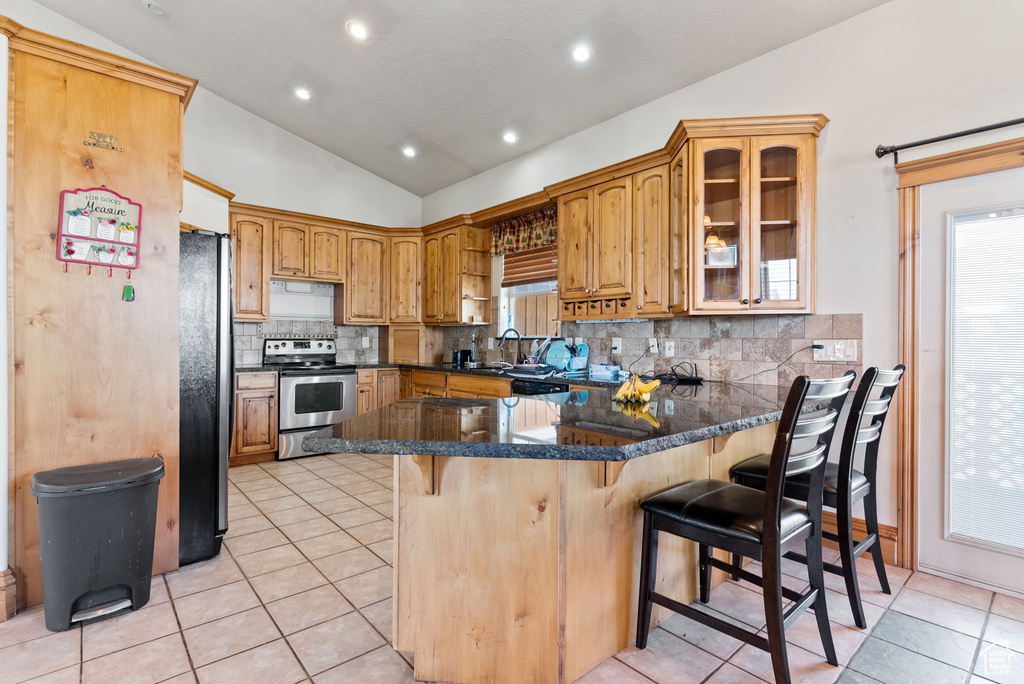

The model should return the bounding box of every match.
[708,556,803,603]
[649,590,770,652]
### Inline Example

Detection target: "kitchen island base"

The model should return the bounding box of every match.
[393,423,776,684]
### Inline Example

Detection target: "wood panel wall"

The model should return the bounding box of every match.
[8,32,194,607]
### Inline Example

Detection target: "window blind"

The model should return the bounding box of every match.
[948,210,1024,552]
[501,244,557,288]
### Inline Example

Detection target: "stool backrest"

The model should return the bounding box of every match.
[836,365,906,499]
[763,372,856,540]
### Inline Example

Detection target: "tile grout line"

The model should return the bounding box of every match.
[966,593,996,682]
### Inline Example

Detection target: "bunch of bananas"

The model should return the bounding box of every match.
[613,375,662,427]
[615,376,661,402]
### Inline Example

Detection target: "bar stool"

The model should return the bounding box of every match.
[635,373,855,684]
[731,365,905,629]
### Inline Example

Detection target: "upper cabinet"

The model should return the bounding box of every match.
[687,131,817,313]
[310,226,345,282]
[232,214,271,321]
[272,220,310,278]
[345,232,389,324]
[422,224,491,325]
[390,236,422,323]
[633,166,671,317]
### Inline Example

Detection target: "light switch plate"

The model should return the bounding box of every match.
[611,337,622,355]
[361,336,370,349]
[664,340,675,357]
[813,340,858,362]
[487,337,494,350]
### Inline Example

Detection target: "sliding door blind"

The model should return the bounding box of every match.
[949,211,1024,552]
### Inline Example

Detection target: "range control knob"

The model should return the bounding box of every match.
[317,342,323,348]
[274,344,280,349]
[326,344,333,350]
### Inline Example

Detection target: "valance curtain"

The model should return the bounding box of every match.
[490,207,557,256]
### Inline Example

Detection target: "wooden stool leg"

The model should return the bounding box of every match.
[699,545,712,603]
[837,494,867,629]
[762,549,793,684]
[806,531,839,666]
[730,553,742,581]
[636,512,659,649]
[863,489,891,594]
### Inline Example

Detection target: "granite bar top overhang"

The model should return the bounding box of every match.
[302,382,792,461]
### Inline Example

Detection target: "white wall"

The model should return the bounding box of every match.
[181,180,230,234]
[421,0,1024,526]
[2,0,421,228]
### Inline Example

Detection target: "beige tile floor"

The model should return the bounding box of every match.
[0,453,1021,684]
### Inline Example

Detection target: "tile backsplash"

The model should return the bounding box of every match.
[233,319,379,367]
[442,299,862,385]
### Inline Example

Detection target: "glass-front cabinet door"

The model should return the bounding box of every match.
[692,138,751,310]
[750,135,812,310]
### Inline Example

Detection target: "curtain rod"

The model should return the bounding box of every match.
[875,116,1024,164]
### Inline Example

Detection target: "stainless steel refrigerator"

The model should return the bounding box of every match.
[179,230,232,565]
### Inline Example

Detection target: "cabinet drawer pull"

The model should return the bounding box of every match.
[754,298,762,304]
[741,299,749,305]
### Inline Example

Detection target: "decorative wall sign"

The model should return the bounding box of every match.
[83,131,124,152]
[56,188,141,270]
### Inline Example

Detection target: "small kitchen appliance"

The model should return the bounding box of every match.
[452,349,472,368]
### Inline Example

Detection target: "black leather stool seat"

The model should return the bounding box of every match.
[731,456,869,504]
[641,479,812,547]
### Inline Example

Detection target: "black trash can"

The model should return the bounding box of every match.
[30,457,165,631]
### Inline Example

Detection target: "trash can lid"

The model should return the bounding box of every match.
[30,457,165,497]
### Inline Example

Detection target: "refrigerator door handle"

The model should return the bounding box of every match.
[216,235,233,535]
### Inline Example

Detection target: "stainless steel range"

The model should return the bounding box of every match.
[263,338,356,460]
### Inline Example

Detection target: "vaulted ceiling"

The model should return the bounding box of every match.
[36,0,889,196]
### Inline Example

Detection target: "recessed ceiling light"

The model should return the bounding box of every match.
[145,1,169,17]
[345,20,369,40]
[402,146,416,158]
[573,45,591,62]
[503,131,518,144]
[295,88,311,100]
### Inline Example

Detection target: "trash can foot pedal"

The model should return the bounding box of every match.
[71,599,133,623]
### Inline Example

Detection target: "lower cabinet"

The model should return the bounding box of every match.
[411,370,447,398]
[446,374,511,398]
[379,369,401,407]
[232,371,278,465]
[356,370,378,415]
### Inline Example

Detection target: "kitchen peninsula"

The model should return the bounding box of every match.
[304,383,785,684]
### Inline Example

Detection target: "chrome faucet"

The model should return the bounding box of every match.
[498,328,523,364]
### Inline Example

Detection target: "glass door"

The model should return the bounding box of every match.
[692,138,750,310]
[750,136,811,310]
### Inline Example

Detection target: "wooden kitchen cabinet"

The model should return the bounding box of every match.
[411,370,447,397]
[272,220,310,278]
[310,226,345,282]
[592,177,633,298]
[356,369,378,415]
[422,221,491,325]
[380,324,443,364]
[231,371,279,465]
[379,369,402,407]
[677,116,825,314]
[447,374,511,398]
[232,214,271,321]
[390,236,422,323]
[345,232,389,324]
[633,165,672,316]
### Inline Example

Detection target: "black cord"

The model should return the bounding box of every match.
[728,345,815,383]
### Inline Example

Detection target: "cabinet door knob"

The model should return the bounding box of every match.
[754,298,762,304]
[741,299,749,305]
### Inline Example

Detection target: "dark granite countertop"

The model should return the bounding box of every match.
[302,381,789,461]
[236,363,621,388]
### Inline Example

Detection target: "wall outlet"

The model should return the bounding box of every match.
[361,336,370,349]
[813,339,857,362]
[663,399,675,416]
[664,340,675,357]
[611,337,622,355]
[575,337,584,347]
[648,337,659,355]
[487,337,494,350]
